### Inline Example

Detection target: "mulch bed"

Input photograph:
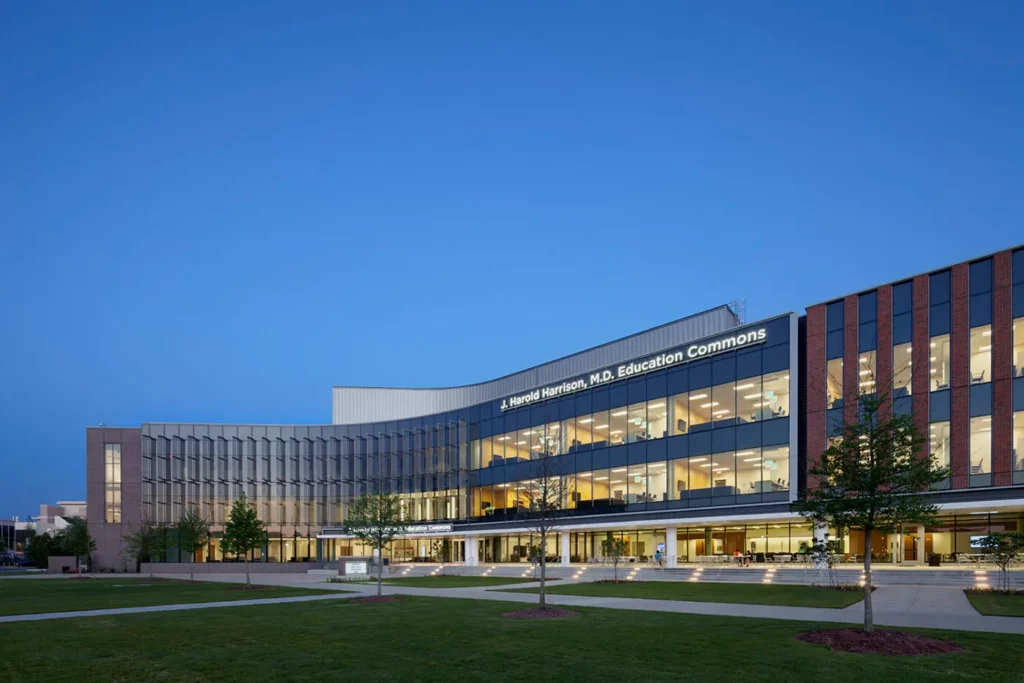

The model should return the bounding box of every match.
[796,628,962,656]
[501,607,579,620]
[348,595,403,605]
[226,584,272,591]
[594,579,635,584]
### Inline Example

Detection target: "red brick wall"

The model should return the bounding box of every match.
[877,285,893,418]
[805,304,827,488]
[992,251,1013,485]
[911,274,930,436]
[843,295,859,427]
[950,264,970,489]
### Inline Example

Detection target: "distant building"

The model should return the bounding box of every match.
[32,500,87,537]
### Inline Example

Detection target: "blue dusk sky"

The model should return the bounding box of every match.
[1,2,1022,518]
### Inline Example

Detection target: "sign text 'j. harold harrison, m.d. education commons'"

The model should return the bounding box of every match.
[500,328,767,411]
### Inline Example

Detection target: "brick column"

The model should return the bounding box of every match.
[843,295,860,428]
[950,263,970,489]
[877,285,893,418]
[806,304,827,489]
[993,251,1014,485]
[911,275,930,438]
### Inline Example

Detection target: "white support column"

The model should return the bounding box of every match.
[560,531,570,567]
[465,536,479,567]
[916,525,925,565]
[665,527,678,568]
[813,522,829,545]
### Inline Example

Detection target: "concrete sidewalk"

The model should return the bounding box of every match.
[2,573,1021,635]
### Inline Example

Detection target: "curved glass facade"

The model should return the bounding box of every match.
[139,315,794,562]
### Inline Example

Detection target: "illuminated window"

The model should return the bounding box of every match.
[930,422,950,473]
[969,325,991,384]
[760,371,790,418]
[104,444,122,523]
[930,334,951,391]
[1014,412,1024,473]
[858,351,876,395]
[826,358,843,409]
[892,342,912,397]
[969,416,991,484]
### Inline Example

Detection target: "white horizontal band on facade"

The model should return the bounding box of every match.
[332,306,743,424]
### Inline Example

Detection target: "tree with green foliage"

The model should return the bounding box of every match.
[220,493,269,588]
[976,532,1024,591]
[795,394,948,632]
[60,517,96,572]
[343,491,407,597]
[601,537,629,582]
[26,532,56,569]
[123,519,168,579]
[176,508,211,582]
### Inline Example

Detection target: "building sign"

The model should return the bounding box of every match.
[500,327,767,411]
[405,523,454,534]
[344,560,368,575]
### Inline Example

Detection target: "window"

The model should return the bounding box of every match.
[689,457,712,493]
[930,422,950,474]
[969,416,992,484]
[688,389,712,431]
[669,393,688,435]
[970,325,992,384]
[858,351,876,395]
[711,453,735,495]
[1014,412,1024,473]
[826,358,843,409]
[626,402,646,443]
[760,371,790,419]
[608,407,627,446]
[735,377,762,422]
[1013,318,1024,379]
[735,449,762,495]
[762,445,790,491]
[647,461,667,502]
[893,342,912,397]
[646,399,667,440]
[711,380,736,425]
[930,335,952,391]
[670,459,688,499]
[105,443,122,523]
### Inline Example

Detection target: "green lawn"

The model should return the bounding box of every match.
[0,578,339,616]
[0,596,1016,682]
[500,580,864,608]
[365,575,542,588]
[964,590,1024,617]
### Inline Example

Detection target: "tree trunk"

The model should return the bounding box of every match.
[189,553,194,583]
[149,559,154,580]
[377,553,383,598]
[244,556,251,587]
[539,535,547,609]
[863,533,874,633]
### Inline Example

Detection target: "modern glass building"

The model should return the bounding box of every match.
[85,245,1024,570]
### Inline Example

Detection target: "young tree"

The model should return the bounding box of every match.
[795,394,948,632]
[123,519,168,579]
[343,491,407,597]
[176,508,211,583]
[220,493,268,588]
[809,535,842,588]
[601,537,629,582]
[518,452,574,609]
[976,532,1024,591]
[60,516,96,572]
